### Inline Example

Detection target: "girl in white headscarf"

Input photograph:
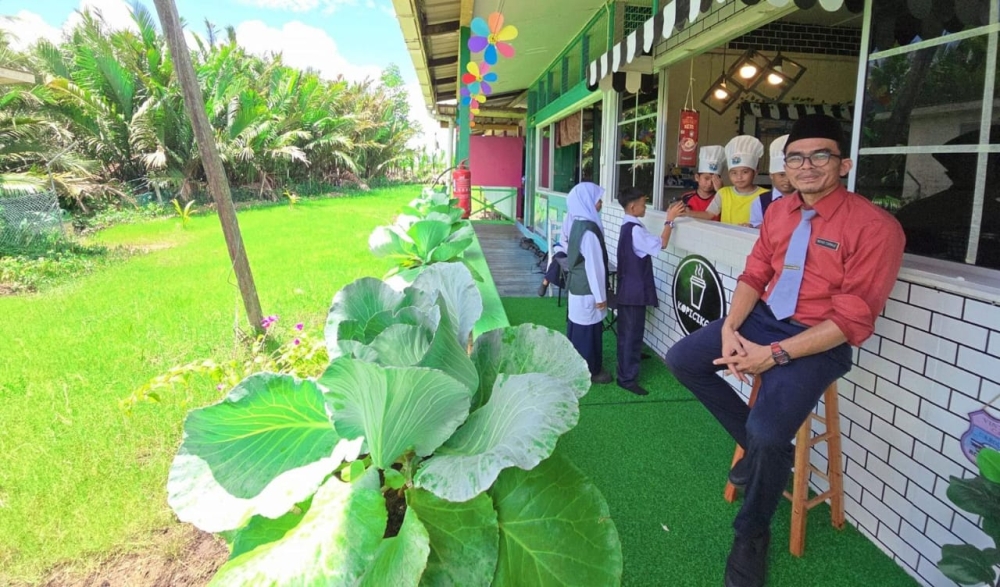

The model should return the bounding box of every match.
[563,182,611,384]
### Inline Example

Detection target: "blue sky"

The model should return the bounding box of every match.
[0,0,444,148]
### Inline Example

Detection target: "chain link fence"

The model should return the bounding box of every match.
[0,192,64,248]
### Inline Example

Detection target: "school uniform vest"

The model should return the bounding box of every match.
[719,186,768,225]
[616,221,658,307]
[566,220,608,296]
[759,189,780,217]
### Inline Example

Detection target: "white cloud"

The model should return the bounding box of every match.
[237,0,320,12]
[65,0,140,35]
[1,11,62,50]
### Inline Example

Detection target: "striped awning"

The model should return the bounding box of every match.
[586,0,864,90]
[741,101,853,121]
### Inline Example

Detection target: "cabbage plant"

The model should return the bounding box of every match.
[166,263,623,586]
[369,191,478,283]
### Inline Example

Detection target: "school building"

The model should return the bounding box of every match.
[391,1,1000,585]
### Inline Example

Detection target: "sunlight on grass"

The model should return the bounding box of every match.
[0,187,419,583]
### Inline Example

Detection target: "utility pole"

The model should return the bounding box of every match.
[152,0,264,332]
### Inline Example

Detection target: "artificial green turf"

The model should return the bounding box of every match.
[0,187,420,582]
[502,297,919,587]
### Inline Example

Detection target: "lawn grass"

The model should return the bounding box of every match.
[0,186,419,583]
[503,297,919,587]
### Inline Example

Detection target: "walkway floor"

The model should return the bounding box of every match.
[471,222,545,297]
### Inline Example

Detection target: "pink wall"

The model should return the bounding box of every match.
[469,135,524,188]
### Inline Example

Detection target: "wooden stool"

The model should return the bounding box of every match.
[722,377,845,557]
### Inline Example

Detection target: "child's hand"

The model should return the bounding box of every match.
[667,201,686,221]
[711,174,723,191]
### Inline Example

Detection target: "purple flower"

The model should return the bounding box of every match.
[293,338,301,346]
[216,383,225,391]
[261,315,278,329]
[295,322,304,331]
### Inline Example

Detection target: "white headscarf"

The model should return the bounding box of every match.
[564,182,605,237]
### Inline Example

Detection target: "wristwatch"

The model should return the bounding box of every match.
[664,220,675,229]
[770,342,791,366]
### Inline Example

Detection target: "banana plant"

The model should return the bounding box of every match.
[166,262,623,586]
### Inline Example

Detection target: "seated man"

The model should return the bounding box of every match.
[664,114,905,587]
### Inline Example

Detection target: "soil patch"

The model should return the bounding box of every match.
[26,526,227,587]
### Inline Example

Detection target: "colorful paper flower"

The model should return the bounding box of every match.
[462,62,498,96]
[461,86,486,111]
[469,12,517,65]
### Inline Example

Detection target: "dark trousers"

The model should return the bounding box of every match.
[544,251,567,286]
[616,304,647,387]
[567,319,603,376]
[664,303,852,538]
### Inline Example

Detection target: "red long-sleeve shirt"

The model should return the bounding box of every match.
[738,185,906,347]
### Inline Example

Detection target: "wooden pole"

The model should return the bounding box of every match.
[152,0,264,332]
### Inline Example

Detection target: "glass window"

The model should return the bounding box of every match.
[858,5,998,271]
[616,83,658,196]
[862,39,996,149]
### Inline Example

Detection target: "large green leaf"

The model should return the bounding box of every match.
[978,448,1000,484]
[167,374,363,532]
[418,299,479,394]
[209,476,386,586]
[937,544,1000,585]
[229,497,311,560]
[358,506,431,587]
[490,452,622,587]
[471,324,591,410]
[407,489,498,587]
[947,474,1000,520]
[370,224,417,259]
[429,238,473,264]
[408,219,451,260]
[320,359,472,469]
[325,277,406,359]
[414,373,579,502]
[370,323,432,366]
[411,262,482,345]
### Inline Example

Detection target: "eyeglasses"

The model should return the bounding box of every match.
[784,151,842,169]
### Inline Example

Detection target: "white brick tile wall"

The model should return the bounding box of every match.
[965,299,1000,331]
[905,327,958,364]
[957,347,1000,385]
[950,514,993,550]
[924,358,980,397]
[601,220,999,586]
[875,317,906,344]
[930,314,989,348]
[906,482,955,527]
[884,485,929,534]
[910,285,965,318]
[899,368,951,408]
[882,339,927,373]
[860,349,901,383]
[876,377,920,416]
[885,299,931,330]
[895,411,945,456]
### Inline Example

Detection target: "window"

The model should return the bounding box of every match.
[855,4,999,269]
[616,83,658,196]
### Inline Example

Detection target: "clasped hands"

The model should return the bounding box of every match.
[713,326,775,384]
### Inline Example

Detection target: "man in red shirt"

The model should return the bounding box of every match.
[664,114,905,587]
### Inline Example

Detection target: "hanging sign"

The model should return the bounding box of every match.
[677,109,700,167]
[960,409,1000,465]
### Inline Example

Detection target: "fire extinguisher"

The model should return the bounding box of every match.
[452,160,472,219]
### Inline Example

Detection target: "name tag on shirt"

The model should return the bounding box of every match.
[815,238,840,251]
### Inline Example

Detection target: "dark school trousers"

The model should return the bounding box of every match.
[616,304,647,387]
[664,302,852,538]
[567,319,604,376]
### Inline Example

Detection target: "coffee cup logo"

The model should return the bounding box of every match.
[672,255,726,335]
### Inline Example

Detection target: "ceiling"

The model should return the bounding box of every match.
[391,0,607,124]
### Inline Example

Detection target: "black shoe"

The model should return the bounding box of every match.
[591,371,612,384]
[728,457,750,490]
[537,282,548,297]
[724,531,770,587]
[618,382,649,396]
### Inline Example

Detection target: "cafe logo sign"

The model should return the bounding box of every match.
[960,409,1000,465]
[672,255,726,335]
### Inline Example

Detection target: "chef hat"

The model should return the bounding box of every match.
[725,135,764,172]
[769,134,789,174]
[697,145,725,175]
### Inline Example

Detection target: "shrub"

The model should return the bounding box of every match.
[938,448,1000,586]
[164,262,623,585]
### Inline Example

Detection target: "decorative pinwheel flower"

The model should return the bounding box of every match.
[462,62,498,96]
[468,12,518,65]
[461,86,487,111]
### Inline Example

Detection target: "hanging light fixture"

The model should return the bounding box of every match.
[727,49,771,91]
[751,52,807,102]
[701,46,742,115]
